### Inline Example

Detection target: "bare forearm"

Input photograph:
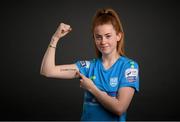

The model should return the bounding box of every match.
[90,86,123,116]
[40,38,58,75]
[78,73,125,116]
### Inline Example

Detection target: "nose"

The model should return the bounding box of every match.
[100,37,107,44]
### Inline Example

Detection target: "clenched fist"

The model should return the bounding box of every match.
[52,23,72,41]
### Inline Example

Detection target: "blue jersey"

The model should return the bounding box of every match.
[75,56,139,121]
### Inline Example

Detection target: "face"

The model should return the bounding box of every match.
[94,24,121,56]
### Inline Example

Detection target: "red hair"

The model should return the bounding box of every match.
[92,8,125,57]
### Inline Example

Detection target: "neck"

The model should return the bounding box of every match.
[102,51,120,67]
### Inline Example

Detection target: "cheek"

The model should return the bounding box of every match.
[111,37,118,45]
[111,39,118,48]
[94,41,100,48]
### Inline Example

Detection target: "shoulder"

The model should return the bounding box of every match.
[121,56,139,67]
[76,58,99,69]
[119,56,139,73]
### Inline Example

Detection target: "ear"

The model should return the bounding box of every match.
[116,32,122,42]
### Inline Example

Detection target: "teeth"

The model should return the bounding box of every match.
[101,47,108,50]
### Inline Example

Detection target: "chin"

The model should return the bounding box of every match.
[101,51,111,56]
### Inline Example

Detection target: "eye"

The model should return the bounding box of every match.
[106,35,111,39]
[95,35,102,40]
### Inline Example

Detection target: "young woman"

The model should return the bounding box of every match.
[40,8,139,121]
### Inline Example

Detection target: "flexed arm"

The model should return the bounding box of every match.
[40,23,79,79]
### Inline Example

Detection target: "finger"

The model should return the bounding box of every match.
[65,25,72,32]
[79,72,85,79]
[75,71,80,78]
[80,79,83,88]
[60,23,64,26]
[61,28,71,34]
[76,71,85,79]
[65,25,70,29]
[80,79,83,82]
[68,27,72,31]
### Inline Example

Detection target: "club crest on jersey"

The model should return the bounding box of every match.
[80,61,90,68]
[110,77,118,87]
[125,68,138,82]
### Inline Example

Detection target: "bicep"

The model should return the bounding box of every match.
[47,64,79,79]
[117,87,135,112]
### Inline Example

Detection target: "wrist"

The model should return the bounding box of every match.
[49,44,56,49]
[89,84,98,94]
[51,36,60,43]
[50,37,58,47]
[51,33,63,41]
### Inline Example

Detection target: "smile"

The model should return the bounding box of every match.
[100,46,109,50]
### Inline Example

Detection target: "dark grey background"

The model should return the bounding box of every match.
[0,0,179,121]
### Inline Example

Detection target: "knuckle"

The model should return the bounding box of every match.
[60,23,63,26]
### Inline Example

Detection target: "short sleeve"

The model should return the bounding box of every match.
[75,60,91,77]
[119,60,139,92]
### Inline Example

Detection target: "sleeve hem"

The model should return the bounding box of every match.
[119,84,139,92]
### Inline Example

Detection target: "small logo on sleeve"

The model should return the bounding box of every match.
[125,68,138,82]
[130,61,135,68]
[80,61,90,68]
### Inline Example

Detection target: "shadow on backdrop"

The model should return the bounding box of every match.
[0,0,179,121]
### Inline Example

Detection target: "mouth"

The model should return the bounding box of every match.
[100,46,109,50]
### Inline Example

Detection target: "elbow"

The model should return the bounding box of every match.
[40,69,48,77]
[116,109,123,116]
[115,107,126,116]
[40,68,53,78]
[40,70,46,77]
[40,71,53,78]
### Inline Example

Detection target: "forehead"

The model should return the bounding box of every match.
[94,24,115,35]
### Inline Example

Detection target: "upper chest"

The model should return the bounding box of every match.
[88,60,125,91]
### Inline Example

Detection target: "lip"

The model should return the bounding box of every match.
[100,46,109,50]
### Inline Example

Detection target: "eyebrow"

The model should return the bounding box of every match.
[95,33,111,36]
